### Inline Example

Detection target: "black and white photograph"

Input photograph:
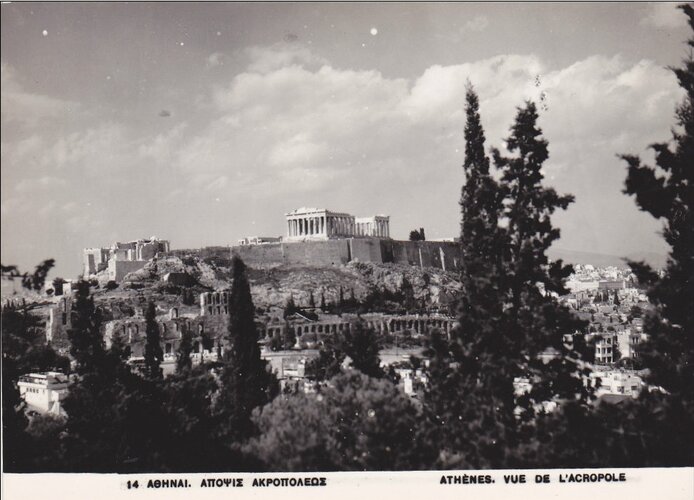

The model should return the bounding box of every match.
[1,2,693,497]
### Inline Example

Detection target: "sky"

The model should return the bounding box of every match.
[1,2,691,279]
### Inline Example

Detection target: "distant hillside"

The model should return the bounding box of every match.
[548,248,667,269]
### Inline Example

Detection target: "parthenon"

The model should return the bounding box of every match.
[285,208,390,241]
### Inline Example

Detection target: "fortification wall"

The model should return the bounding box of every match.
[283,240,350,266]
[223,239,461,271]
[350,238,383,263]
[380,240,460,271]
[232,243,285,266]
[169,246,231,261]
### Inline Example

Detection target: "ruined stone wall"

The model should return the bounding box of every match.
[168,246,231,261]
[104,313,230,358]
[108,259,148,282]
[46,297,73,349]
[200,291,230,316]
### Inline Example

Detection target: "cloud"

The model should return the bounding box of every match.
[138,123,188,164]
[1,43,682,274]
[461,15,489,34]
[37,123,132,173]
[206,52,225,68]
[14,175,67,193]
[244,43,328,74]
[1,63,78,129]
[641,3,688,29]
[172,45,681,253]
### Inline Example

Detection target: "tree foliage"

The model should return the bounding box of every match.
[342,321,384,379]
[621,3,694,404]
[216,256,279,442]
[422,88,592,469]
[247,371,435,471]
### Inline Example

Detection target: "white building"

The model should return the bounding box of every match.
[591,369,644,398]
[17,372,71,416]
[594,333,618,364]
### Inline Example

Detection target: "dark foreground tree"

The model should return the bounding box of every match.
[422,91,591,469]
[176,327,194,373]
[581,3,694,467]
[162,364,225,471]
[246,371,436,471]
[143,301,163,379]
[621,3,694,407]
[216,256,279,443]
[61,281,169,472]
[342,321,384,379]
[1,259,72,471]
[492,101,590,414]
[304,333,346,382]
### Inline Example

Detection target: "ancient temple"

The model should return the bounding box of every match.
[285,208,390,241]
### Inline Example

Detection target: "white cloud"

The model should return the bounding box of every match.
[244,43,328,74]
[171,45,681,252]
[641,3,688,29]
[138,123,188,164]
[1,63,78,129]
[14,175,67,193]
[461,15,489,34]
[1,43,682,269]
[206,52,225,69]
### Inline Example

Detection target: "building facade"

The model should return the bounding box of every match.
[18,372,71,416]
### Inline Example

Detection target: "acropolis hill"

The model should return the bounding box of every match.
[226,207,462,271]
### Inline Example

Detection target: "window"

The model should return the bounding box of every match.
[61,313,67,325]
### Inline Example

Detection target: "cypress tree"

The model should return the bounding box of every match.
[67,281,106,374]
[530,6,694,469]
[621,3,694,403]
[216,256,278,442]
[176,327,193,373]
[491,101,589,417]
[342,321,384,379]
[143,302,163,380]
[423,95,591,469]
[422,85,514,468]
